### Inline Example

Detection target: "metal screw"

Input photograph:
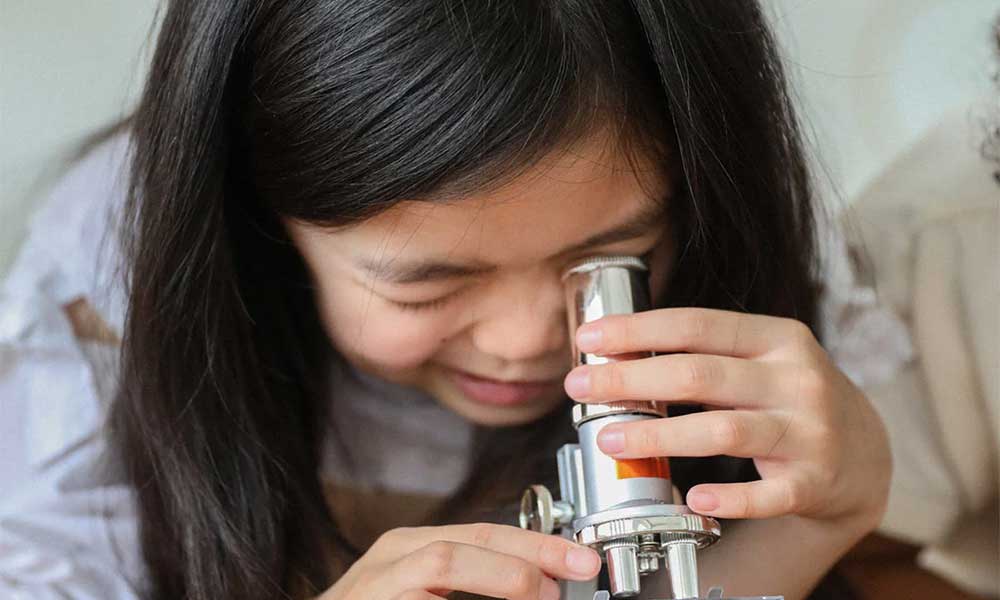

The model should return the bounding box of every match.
[637,553,660,575]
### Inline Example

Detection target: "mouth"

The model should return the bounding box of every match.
[445,367,563,407]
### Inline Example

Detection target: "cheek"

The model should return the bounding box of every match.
[648,232,676,304]
[314,281,452,371]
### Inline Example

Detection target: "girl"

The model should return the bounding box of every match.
[0,1,892,599]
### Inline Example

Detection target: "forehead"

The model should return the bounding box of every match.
[328,133,669,266]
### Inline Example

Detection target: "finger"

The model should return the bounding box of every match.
[370,523,601,582]
[594,410,800,460]
[575,307,816,358]
[686,477,815,520]
[383,541,561,600]
[391,591,447,600]
[565,353,785,408]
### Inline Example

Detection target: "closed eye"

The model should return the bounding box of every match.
[387,294,455,312]
[387,247,658,313]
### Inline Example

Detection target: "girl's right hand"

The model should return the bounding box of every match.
[319,523,603,600]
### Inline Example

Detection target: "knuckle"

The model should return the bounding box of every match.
[811,421,839,454]
[537,538,568,568]
[814,463,838,492]
[618,314,639,350]
[712,414,748,451]
[785,319,817,351]
[595,363,626,398]
[781,478,805,513]
[633,424,661,455]
[796,368,829,403]
[372,527,407,553]
[732,489,753,519]
[678,310,712,346]
[507,562,541,597]
[417,541,456,583]
[470,522,496,549]
[678,357,718,397]
[730,312,746,350]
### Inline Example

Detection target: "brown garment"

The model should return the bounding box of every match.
[323,481,447,553]
[840,534,987,600]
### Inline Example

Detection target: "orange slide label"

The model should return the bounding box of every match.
[615,457,671,480]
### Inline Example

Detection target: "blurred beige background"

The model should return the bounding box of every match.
[1,0,998,279]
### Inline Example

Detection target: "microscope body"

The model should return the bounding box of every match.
[519,256,782,600]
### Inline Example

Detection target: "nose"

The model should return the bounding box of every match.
[470,269,567,365]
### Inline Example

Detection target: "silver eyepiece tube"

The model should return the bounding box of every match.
[564,255,654,369]
[522,255,727,600]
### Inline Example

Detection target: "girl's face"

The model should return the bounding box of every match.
[285,133,675,427]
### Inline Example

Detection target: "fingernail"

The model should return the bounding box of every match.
[566,546,600,575]
[597,425,625,454]
[576,325,602,352]
[687,490,720,512]
[542,576,561,600]
[564,368,590,399]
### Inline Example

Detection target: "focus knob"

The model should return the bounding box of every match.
[519,484,574,534]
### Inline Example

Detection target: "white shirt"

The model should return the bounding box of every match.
[0,133,912,598]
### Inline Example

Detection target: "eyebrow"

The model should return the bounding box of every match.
[356,200,667,284]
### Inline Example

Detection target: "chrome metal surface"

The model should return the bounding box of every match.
[604,539,641,597]
[571,502,713,531]
[575,512,721,548]
[664,540,699,599]
[563,255,653,369]
[571,401,669,428]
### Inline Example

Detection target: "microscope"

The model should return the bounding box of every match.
[518,256,782,600]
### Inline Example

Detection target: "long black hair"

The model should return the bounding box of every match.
[111,1,839,599]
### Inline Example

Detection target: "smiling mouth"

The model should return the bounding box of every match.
[447,367,563,385]
[445,367,563,407]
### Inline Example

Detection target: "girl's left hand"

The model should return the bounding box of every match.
[563,307,891,532]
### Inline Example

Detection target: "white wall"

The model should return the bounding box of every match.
[767,0,999,206]
[1,0,159,277]
[1,1,998,278]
